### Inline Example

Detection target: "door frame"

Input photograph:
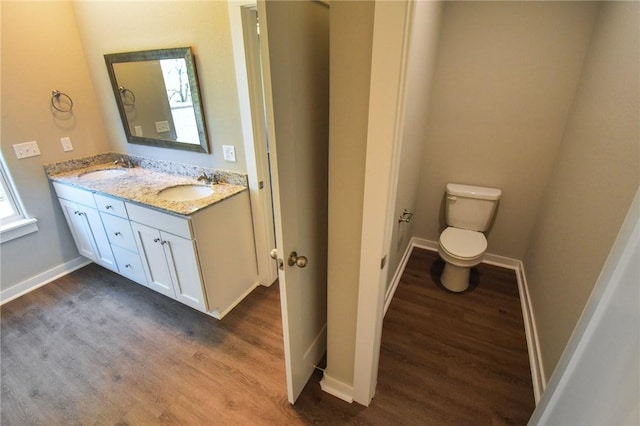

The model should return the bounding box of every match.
[352,0,415,406]
[228,0,277,288]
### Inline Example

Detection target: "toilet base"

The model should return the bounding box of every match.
[441,262,471,292]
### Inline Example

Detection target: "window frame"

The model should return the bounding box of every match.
[0,154,38,243]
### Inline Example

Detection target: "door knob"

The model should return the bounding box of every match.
[288,251,308,268]
[270,248,284,270]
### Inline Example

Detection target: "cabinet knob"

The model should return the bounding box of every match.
[105,205,113,210]
[114,232,121,236]
[125,264,132,268]
[154,238,161,243]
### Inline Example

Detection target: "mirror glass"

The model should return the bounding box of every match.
[104,47,210,153]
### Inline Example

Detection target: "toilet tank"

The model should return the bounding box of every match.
[445,183,502,232]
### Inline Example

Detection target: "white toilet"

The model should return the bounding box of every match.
[438,183,502,292]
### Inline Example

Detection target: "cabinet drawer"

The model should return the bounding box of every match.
[126,202,192,239]
[101,213,137,252]
[52,182,96,208]
[112,246,147,285]
[94,193,128,218]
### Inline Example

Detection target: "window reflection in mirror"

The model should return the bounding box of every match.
[105,47,210,153]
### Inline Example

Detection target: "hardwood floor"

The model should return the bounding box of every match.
[1,248,534,425]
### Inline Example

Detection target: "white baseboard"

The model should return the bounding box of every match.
[389,237,546,404]
[320,371,354,403]
[383,239,415,315]
[515,261,546,403]
[0,256,91,305]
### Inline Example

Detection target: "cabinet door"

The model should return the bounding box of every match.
[83,207,117,271]
[59,198,97,261]
[162,232,207,312]
[131,222,176,299]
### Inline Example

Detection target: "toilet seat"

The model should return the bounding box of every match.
[439,227,487,259]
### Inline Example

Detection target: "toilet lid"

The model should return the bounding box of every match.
[440,227,487,259]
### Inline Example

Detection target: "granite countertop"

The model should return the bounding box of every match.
[46,154,248,216]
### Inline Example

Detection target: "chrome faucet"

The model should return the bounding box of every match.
[113,157,135,168]
[197,171,218,184]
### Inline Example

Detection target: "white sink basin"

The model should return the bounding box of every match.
[158,184,214,202]
[79,169,127,180]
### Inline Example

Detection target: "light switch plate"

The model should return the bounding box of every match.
[155,121,170,133]
[222,145,236,162]
[13,141,41,159]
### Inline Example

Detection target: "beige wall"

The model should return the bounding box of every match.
[388,1,442,288]
[412,1,599,259]
[524,1,639,381]
[326,0,375,388]
[1,0,111,289]
[1,1,250,290]
[72,0,246,172]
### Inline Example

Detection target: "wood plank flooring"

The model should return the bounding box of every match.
[1,248,534,425]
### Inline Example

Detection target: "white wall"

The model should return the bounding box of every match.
[1,1,111,291]
[530,190,639,425]
[412,1,599,260]
[326,0,375,390]
[387,1,442,287]
[524,0,639,382]
[1,1,253,292]
[72,1,247,172]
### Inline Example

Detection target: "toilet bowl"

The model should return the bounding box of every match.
[437,183,501,292]
[438,227,487,292]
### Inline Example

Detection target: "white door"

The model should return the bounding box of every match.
[162,231,207,312]
[258,0,329,403]
[59,199,97,262]
[83,206,117,271]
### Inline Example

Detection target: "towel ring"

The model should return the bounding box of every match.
[119,86,136,106]
[51,90,73,112]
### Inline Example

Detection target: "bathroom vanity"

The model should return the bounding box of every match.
[47,153,259,319]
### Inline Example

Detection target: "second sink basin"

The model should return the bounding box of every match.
[79,169,127,180]
[158,184,214,202]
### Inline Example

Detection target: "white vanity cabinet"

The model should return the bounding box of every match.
[127,191,258,319]
[53,179,258,319]
[130,221,206,312]
[53,182,117,271]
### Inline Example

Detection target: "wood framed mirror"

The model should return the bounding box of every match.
[104,47,210,153]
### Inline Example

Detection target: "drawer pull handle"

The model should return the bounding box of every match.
[105,205,113,210]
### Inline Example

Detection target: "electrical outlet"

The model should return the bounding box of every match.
[13,141,41,159]
[222,145,236,162]
[61,137,74,152]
